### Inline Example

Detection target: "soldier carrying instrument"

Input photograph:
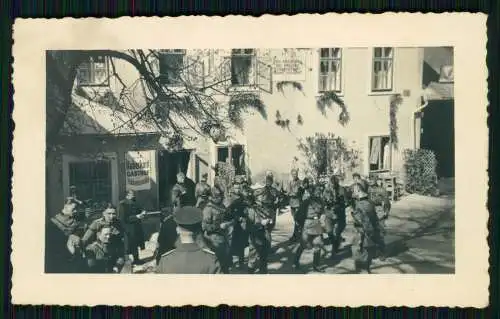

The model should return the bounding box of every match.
[202,185,233,273]
[195,173,211,210]
[246,190,272,274]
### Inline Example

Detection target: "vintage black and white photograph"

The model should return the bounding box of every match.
[44,46,455,275]
[12,14,488,306]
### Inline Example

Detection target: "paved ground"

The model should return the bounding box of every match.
[133,190,455,274]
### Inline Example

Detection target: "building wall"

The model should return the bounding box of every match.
[236,47,424,182]
[47,134,161,218]
[60,48,425,192]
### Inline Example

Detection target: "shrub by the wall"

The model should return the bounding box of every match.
[403,148,438,196]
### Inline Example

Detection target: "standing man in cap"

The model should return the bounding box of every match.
[225,177,248,269]
[255,171,280,230]
[156,206,222,274]
[292,184,326,272]
[171,171,196,210]
[202,185,233,273]
[284,168,304,242]
[118,190,146,265]
[246,191,272,274]
[195,173,211,210]
[350,182,381,274]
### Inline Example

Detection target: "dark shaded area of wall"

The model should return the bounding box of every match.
[420,100,455,178]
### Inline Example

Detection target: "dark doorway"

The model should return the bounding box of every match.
[157,150,194,207]
[420,100,455,178]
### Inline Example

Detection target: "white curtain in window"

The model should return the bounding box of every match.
[383,143,391,169]
[369,137,382,165]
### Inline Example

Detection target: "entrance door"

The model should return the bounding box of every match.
[420,100,455,178]
[157,150,193,207]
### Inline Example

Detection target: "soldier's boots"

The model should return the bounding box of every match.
[258,264,268,274]
[312,250,323,272]
[247,266,256,274]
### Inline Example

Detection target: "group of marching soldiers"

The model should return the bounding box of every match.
[157,168,391,274]
[45,167,391,274]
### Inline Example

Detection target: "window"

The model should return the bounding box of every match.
[216,144,246,175]
[159,49,186,86]
[371,47,394,92]
[368,136,391,172]
[319,48,342,93]
[69,160,112,204]
[231,49,255,86]
[77,56,109,86]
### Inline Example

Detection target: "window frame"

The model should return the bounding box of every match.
[367,135,392,173]
[158,49,187,87]
[318,48,343,94]
[62,153,119,208]
[230,48,257,88]
[76,55,110,87]
[215,143,246,176]
[369,47,395,94]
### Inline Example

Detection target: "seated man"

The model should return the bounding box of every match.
[85,225,125,273]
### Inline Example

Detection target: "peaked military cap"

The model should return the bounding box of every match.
[174,206,203,226]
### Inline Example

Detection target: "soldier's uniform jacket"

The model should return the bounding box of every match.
[369,185,391,219]
[352,197,380,248]
[323,183,347,215]
[303,196,325,236]
[118,198,145,251]
[195,182,211,203]
[81,218,125,255]
[286,178,303,208]
[255,186,279,215]
[85,240,124,273]
[202,201,232,237]
[245,205,272,246]
[156,243,222,274]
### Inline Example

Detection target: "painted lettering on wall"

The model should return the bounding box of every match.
[273,59,303,75]
[126,151,151,191]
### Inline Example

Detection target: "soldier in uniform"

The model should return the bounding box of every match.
[350,182,382,274]
[156,206,222,274]
[85,225,126,273]
[81,204,126,263]
[118,190,146,265]
[195,173,211,210]
[293,184,326,272]
[322,174,347,255]
[45,202,87,273]
[369,177,391,260]
[246,190,272,274]
[284,168,304,242]
[171,172,196,210]
[255,172,280,230]
[202,185,233,273]
[225,176,248,269]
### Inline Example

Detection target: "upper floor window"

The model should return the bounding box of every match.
[77,56,109,86]
[231,49,255,86]
[159,49,186,86]
[319,48,342,93]
[371,47,394,92]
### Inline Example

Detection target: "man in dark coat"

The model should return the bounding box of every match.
[118,190,146,265]
[255,171,280,229]
[322,174,347,255]
[225,178,248,269]
[246,191,272,274]
[195,173,211,210]
[369,177,391,260]
[45,202,87,273]
[284,168,304,242]
[202,185,233,273]
[156,206,222,274]
[171,172,196,210]
[81,204,126,263]
[85,225,125,273]
[293,184,325,272]
[350,182,382,274]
